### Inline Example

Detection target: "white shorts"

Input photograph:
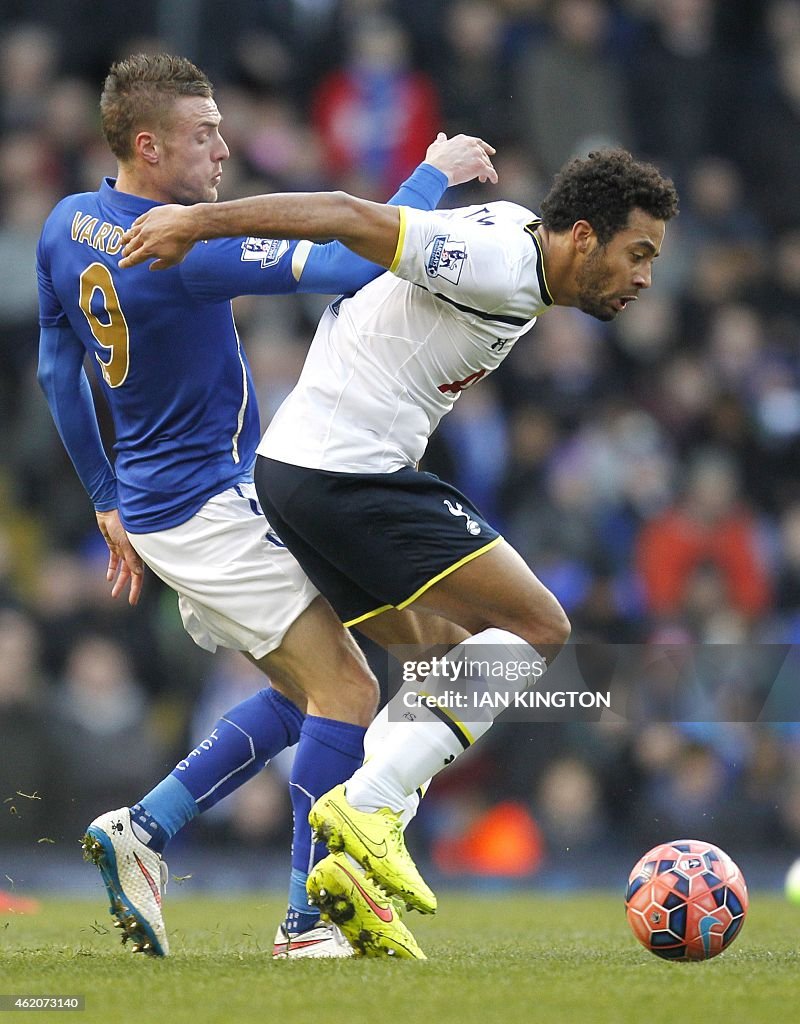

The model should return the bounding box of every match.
[128,482,319,659]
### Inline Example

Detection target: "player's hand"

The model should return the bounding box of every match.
[424,132,498,188]
[119,205,198,270]
[95,509,144,606]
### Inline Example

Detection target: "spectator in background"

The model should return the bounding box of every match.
[5,359,98,546]
[767,228,800,339]
[634,737,740,848]
[497,405,558,531]
[41,78,100,196]
[636,450,771,624]
[693,392,770,517]
[27,546,168,697]
[513,0,631,179]
[49,634,165,838]
[609,288,682,379]
[0,130,58,429]
[703,303,800,515]
[681,156,764,251]
[0,23,58,131]
[773,504,800,635]
[312,11,441,195]
[737,1,800,232]
[534,755,607,854]
[438,1,512,144]
[238,94,326,192]
[707,304,768,401]
[0,472,45,608]
[501,305,609,420]
[201,0,344,103]
[625,0,728,180]
[676,156,764,304]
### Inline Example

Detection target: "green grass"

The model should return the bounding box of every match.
[2,893,799,1024]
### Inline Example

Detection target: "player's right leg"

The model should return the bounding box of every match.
[253,592,380,949]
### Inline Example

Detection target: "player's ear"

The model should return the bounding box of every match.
[134,131,160,166]
[572,220,595,255]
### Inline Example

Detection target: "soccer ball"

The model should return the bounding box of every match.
[625,839,748,961]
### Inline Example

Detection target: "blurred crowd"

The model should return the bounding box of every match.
[1,0,800,881]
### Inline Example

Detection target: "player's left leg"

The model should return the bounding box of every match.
[356,606,469,651]
[82,682,306,957]
[343,538,568,810]
[311,551,569,908]
[302,610,468,916]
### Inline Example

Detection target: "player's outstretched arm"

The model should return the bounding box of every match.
[119,133,497,272]
[120,192,404,272]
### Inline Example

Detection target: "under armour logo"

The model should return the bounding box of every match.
[443,499,482,535]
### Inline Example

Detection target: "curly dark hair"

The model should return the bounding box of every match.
[101,53,213,162]
[539,148,679,245]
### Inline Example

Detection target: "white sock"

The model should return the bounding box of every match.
[360,704,422,827]
[346,627,547,814]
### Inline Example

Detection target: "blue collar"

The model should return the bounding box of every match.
[100,177,164,216]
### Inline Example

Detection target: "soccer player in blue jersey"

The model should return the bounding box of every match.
[36,53,497,960]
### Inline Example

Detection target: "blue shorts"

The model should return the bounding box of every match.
[254,457,502,628]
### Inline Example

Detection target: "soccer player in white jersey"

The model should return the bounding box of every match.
[120,147,678,941]
[37,52,498,961]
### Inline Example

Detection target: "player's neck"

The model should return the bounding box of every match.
[114,164,172,205]
[534,226,577,309]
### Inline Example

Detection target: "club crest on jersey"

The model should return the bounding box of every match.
[425,234,468,285]
[240,237,289,268]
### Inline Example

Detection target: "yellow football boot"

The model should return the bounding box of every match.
[308,783,437,914]
[307,853,426,959]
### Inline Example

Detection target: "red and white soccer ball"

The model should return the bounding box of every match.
[625,839,748,961]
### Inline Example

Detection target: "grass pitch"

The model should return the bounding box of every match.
[2,893,798,1024]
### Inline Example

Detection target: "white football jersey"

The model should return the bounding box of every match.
[258,201,555,472]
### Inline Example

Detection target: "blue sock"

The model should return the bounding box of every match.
[286,715,366,933]
[131,687,304,854]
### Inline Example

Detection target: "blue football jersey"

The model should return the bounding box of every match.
[36,169,447,532]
